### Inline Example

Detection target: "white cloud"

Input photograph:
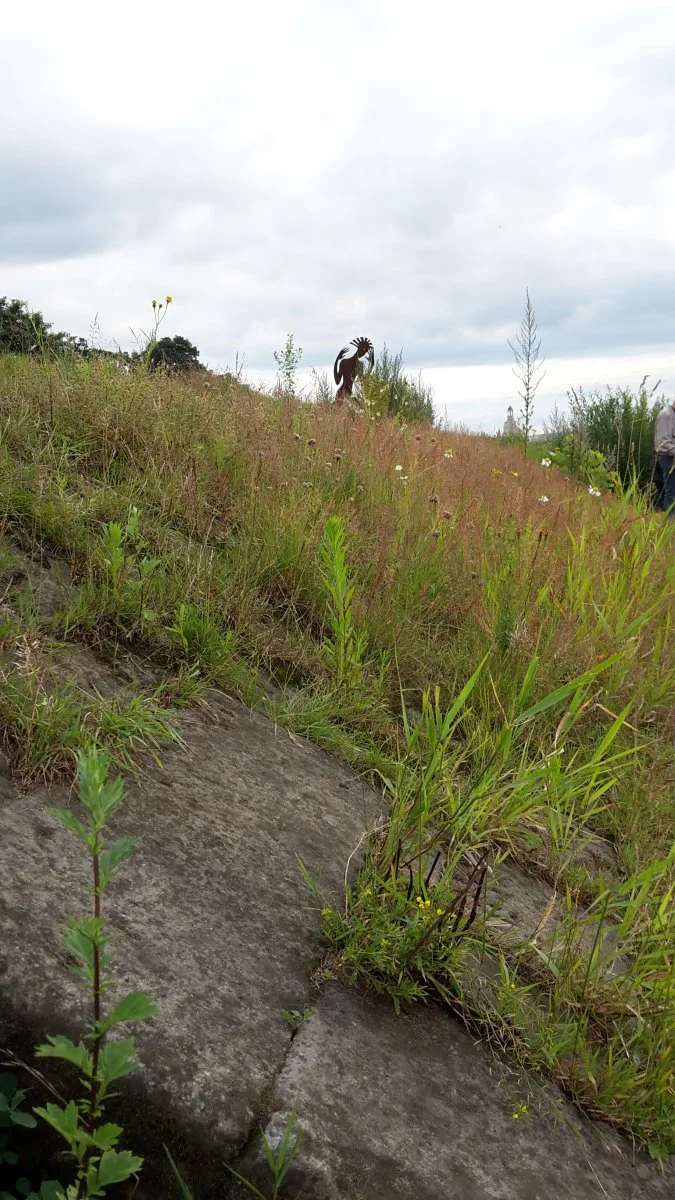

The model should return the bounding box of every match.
[3,0,675,427]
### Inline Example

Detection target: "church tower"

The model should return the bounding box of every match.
[503,405,520,436]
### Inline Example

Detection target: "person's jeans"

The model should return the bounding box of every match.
[657,454,675,517]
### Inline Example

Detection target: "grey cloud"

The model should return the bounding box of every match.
[3,5,675,381]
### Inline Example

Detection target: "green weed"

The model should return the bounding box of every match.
[34,747,157,1197]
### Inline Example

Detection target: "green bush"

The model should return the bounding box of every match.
[368,345,434,423]
[547,381,661,491]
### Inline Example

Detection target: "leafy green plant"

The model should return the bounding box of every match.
[131,296,173,374]
[167,602,235,676]
[226,1105,302,1200]
[546,440,616,491]
[0,1072,37,1164]
[0,1180,64,1200]
[322,654,632,1011]
[273,334,302,399]
[33,746,157,1198]
[318,516,368,689]
[164,1103,303,1199]
[98,507,160,630]
[280,1007,314,1031]
[368,344,434,423]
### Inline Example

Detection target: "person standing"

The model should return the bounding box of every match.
[655,397,675,517]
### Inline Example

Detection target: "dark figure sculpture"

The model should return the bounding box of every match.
[333,336,375,403]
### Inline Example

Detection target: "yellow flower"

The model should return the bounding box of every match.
[511,471,519,478]
[436,908,443,915]
[166,294,173,303]
[491,468,502,478]
[424,898,431,907]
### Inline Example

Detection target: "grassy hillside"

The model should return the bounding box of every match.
[1,354,673,1157]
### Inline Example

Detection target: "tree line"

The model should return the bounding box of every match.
[0,296,202,373]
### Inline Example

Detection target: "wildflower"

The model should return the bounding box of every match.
[399,475,409,483]
[380,938,389,946]
[444,450,454,459]
[512,1104,529,1119]
[425,898,431,907]
[537,495,550,504]
[588,485,601,497]
[436,908,443,916]
[491,468,502,478]
[511,471,519,478]
[321,907,333,918]
[364,889,372,896]
[151,299,157,308]
[165,294,173,303]
[541,457,551,467]
[394,464,403,472]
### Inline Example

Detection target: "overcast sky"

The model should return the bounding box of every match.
[3,0,675,429]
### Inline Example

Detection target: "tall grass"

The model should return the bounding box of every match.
[0,353,673,1154]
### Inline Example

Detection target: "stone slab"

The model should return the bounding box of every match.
[259,985,673,1200]
[0,687,381,1192]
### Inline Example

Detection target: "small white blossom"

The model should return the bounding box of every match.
[444,450,454,459]
[588,485,601,497]
[394,464,403,472]
[399,475,409,482]
[541,457,551,467]
[537,495,550,503]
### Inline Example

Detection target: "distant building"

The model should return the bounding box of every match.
[503,405,520,436]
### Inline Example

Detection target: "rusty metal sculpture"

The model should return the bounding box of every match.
[333,336,375,404]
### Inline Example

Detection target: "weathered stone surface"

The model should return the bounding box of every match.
[1,634,672,1197]
[0,542,72,619]
[0,687,381,1193]
[260,985,673,1200]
